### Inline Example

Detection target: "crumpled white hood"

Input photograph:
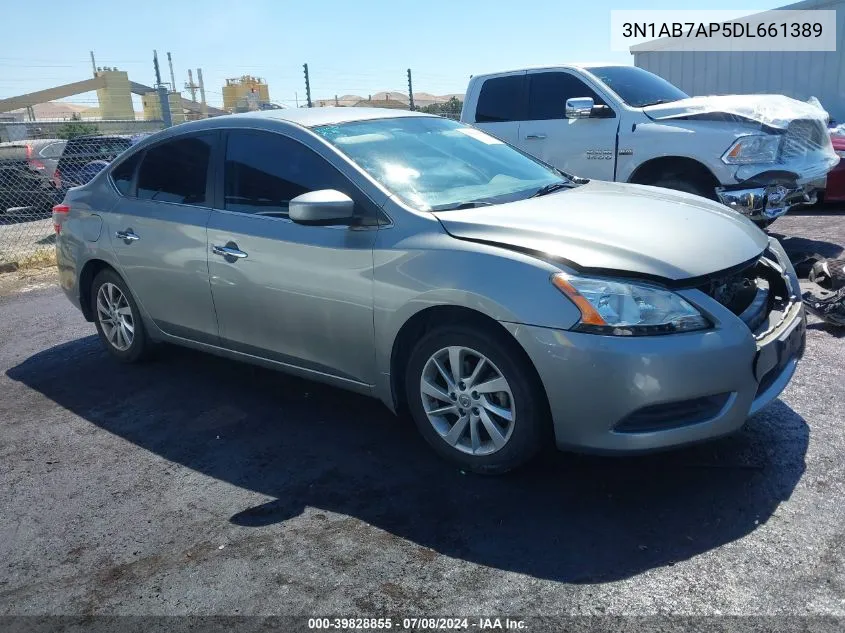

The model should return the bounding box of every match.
[643,94,828,129]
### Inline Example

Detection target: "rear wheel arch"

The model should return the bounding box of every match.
[78,259,117,321]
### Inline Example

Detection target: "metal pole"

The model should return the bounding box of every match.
[153,51,172,127]
[90,51,97,77]
[187,69,197,102]
[407,68,415,111]
[167,52,177,94]
[197,68,208,119]
[303,64,312,108]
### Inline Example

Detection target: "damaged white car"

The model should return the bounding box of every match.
[461,64,839,226]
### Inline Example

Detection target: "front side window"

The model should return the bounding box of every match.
[475,75,525,123]
[587,66,688,108]
[527,72,607,121]
[136,135,212,205]
[224,130,349,217]
[313,116,569,211]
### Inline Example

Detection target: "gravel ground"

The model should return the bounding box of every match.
[0,208,843,622]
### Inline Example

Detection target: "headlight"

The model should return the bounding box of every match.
[722,135,780,164]
[551,273,710,336]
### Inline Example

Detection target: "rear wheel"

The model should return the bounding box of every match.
[91,269,151,363]
[404,326,547,474]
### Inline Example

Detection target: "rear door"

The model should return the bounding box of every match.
[106,133,219,343]
[519,70,618,180]
[471,72,526,145]
[206,128,378,385]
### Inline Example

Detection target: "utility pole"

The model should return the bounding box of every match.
[90,51,97,77]
[153,50,173,127]
[197,68,208,119]
[303,63,312,108]
[407,68,415,111]
[167,52,177,94]
[185,69,198,103]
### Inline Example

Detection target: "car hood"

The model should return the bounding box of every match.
[643,94,828,129]
[433,181,769,282]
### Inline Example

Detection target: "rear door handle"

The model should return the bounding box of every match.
[115,229,140,243]
[525,134,547,140]
[212,243,248,260]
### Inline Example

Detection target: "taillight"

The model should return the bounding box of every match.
[52,204,69,234]
[24,144,44,170]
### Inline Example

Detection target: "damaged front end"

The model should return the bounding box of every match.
[646,94,840,223]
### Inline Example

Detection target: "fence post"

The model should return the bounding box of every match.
[303,64,313,108]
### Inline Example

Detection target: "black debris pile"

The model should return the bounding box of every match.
[792,254,845,327]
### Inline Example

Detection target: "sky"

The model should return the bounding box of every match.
[0,0,782,109]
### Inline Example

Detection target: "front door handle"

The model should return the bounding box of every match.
[115,229,140,243]
[212,243,248,261]
[524,134,547,140]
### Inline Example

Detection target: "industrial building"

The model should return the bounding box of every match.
[223,76,271,112]
[632,0,845,122]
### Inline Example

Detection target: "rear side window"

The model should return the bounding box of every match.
[475,75,525,123]
[38,142,66,159]
[527,72,606,121]
[223,130,348,217]
[137,135,213,205]
[110,153,142,196]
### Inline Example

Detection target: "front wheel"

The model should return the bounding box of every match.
[404,326,547,474]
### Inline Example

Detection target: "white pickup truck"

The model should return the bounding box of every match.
[461,64,839,226]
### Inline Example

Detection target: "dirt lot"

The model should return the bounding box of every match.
[0,208,843,625]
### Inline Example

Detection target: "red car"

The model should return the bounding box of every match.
[823,130,845,203]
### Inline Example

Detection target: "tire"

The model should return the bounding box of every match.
[649,176,716,200]
[91,269,151,363]
[404,325,547,474]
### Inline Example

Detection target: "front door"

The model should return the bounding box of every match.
[107,133,218,343]
[207,129,378,385]
[518,70,619,181]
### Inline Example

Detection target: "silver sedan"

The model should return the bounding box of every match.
[53,108,806,473]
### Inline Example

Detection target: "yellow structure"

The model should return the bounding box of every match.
[223,76,270,112]
[95,70,134,120]
[141,91,187,123]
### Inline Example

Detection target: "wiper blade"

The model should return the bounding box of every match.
[436,200,494,211]
[530,182,571,198]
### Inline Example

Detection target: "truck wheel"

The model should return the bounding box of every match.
[649,176,717,201]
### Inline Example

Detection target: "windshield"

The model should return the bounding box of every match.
[588,66,688,108]
[312,117,567,211]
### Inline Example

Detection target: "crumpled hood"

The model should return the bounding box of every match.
[434,181,769,282]
[643,94,828,129]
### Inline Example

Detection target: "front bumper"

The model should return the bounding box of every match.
[716,181,821,222]
[503,301,805,454]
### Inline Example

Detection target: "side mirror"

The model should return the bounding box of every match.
[565,97,595,119]
[289,189,355,226]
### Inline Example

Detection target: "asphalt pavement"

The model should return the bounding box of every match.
[0,208,843,620]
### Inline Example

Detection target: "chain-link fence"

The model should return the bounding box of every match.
[0,121,162,270]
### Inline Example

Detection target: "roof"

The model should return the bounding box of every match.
[469,63,627,80]
[232,106,434,128]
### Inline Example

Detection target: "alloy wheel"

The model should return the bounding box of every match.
[96,282,135,352]
[420,346,516,456]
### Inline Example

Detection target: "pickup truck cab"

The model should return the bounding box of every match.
[461,64,839,226]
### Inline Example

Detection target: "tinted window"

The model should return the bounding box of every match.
[475,75,525,123]
[224,130,348,217]
[110,152,142,196]
[527,72,606,121]
[38,142,66,159]
[137,135,212,204]
[587,66,688,108]
[65,137,131,157]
